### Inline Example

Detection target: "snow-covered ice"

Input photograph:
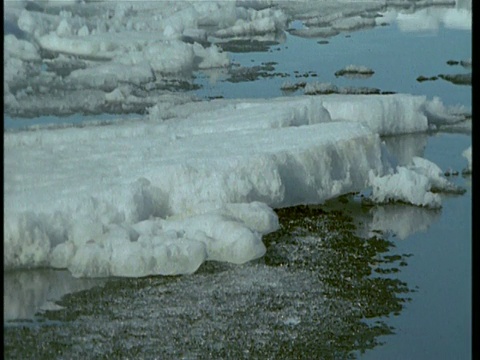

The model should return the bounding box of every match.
[3,0,470,278]
[4,93,465,277]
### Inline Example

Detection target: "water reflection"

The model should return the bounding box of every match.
[4,269,105,323]
[385,0,471,32]
[319,133,450,241]
[367,205,441,240]
[322,192,442,242]
[263,205,414,357]
[381,132,428,167]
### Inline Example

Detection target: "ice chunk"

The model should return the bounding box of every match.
[462,146,472,174]
[367,155,462,209]
[4,34,40,61]
[408,157,464,193]
[422,97,468,127]
[368,168,442,209]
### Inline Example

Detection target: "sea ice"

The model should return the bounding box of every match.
[3,0,470,278]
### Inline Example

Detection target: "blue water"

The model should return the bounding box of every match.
[359,132,472,359]
[192,13,473,359]
[193,19,471,109]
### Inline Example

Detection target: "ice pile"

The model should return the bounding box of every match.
[4,0,290,117]
[369,156,465,209]
[462,146,472,174]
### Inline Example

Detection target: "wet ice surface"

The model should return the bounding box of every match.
[3,0,471,358]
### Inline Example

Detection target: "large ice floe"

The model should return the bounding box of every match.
[4,0,471,278]
[4,93,469,277]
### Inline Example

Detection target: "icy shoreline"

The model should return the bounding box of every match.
[4,204,413,359]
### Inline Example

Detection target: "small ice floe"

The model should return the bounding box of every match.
[408,157,465,194]
[334,65,375,79]
[460,58,472,69]
[438,73,471,86]
[421,96,470,129]
[288,26,340,38]
[304,82,380,95]
[461,146,472,175]
[367,156,465,209]
[447,58,472,69]
[39,301,65,312]
[416,75,438,82]
[280,81,306,92]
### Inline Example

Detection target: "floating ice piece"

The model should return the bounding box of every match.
[407,157,464,193]
[214,8,287,37]
[421,97,469,127]
[304,82,381,95]
[335,65,375,78]
[462,146,472,174]
[161,213,267,264]
[4,34,40,61]
[367,156,463,208]
[288,26,340,38]
[438,73,471,86]
[50,202,277,278]
[368,168,442,209]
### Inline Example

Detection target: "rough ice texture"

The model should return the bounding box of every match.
[3,0,469,278]
[5,92,463,277]
[367,156,461,209]
[369,168,442,208]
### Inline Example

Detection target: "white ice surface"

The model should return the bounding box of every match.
[388,3,471,32]
[368,156,462,209]
[4,93,462,277]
